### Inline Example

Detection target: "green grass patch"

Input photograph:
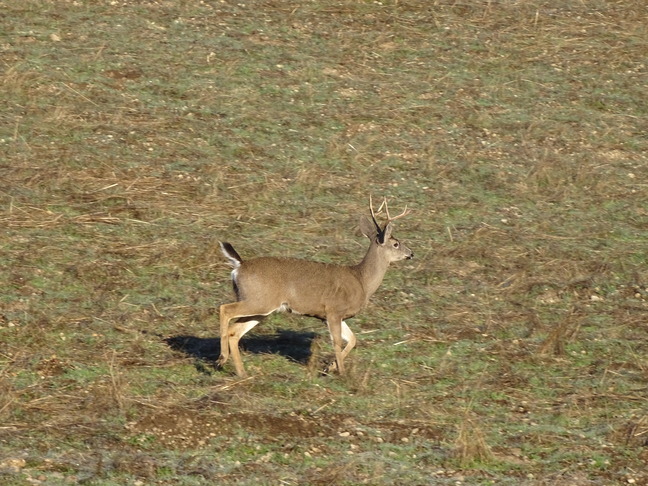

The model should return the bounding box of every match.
[1,0,647,484]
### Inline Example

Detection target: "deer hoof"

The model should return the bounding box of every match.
[325,361,341,374]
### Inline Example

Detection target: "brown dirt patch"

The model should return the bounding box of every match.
[130,408,443,449]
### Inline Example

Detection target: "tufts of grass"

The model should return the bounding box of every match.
[453,416,495,467]
[1,0,647,484]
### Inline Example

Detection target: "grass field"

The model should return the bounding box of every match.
[1,0,647,484]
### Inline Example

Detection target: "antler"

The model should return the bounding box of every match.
[383,198,411,223]
[368,194,385,233]
[369,195,410,230]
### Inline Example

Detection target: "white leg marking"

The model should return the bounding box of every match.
[238,319,259,335]
[341,321,353,345]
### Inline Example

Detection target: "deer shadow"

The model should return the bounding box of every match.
[164,330,318,373]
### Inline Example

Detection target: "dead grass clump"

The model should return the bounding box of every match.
[537,323,568,357]
[306,334,325,378]
[347,360,373,395]
[453,416,494,466]
[1,65,42,97]
[537,308,583,356]
[305,458,359,486]
[614,415,648,448]
[111,451,158,479]
[107,351,127,412]
[0,377,16,422]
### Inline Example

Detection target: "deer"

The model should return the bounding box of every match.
[217,196,413,378]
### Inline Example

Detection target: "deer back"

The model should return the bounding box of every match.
[233,257,366,320]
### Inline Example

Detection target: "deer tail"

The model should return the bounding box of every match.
[219,241,243,268]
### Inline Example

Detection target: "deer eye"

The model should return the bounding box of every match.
[393,242,400,249]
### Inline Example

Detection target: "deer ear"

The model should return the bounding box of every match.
[381,222,393,243]
[359,216,377,239]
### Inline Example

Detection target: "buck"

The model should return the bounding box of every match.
[217,197,413,377]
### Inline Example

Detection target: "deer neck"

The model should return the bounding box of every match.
[354,241,391,301]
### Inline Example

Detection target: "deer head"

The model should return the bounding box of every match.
[358,195,413,262]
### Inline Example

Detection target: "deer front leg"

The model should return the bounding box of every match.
[327,320,356,374]
[340,320,356,360]
[327,317,346,375]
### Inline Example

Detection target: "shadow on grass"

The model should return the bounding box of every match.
[165,330,318,372]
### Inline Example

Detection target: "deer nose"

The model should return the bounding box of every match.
[407,252,414,260]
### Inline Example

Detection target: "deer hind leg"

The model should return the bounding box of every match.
[218,301,278,377]
[227,318,260,378]
[218,302,238,367]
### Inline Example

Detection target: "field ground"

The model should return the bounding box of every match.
[1,0,647,484]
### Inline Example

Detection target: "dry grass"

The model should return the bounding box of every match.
[1,0,647,484]
[454,417,494,466]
